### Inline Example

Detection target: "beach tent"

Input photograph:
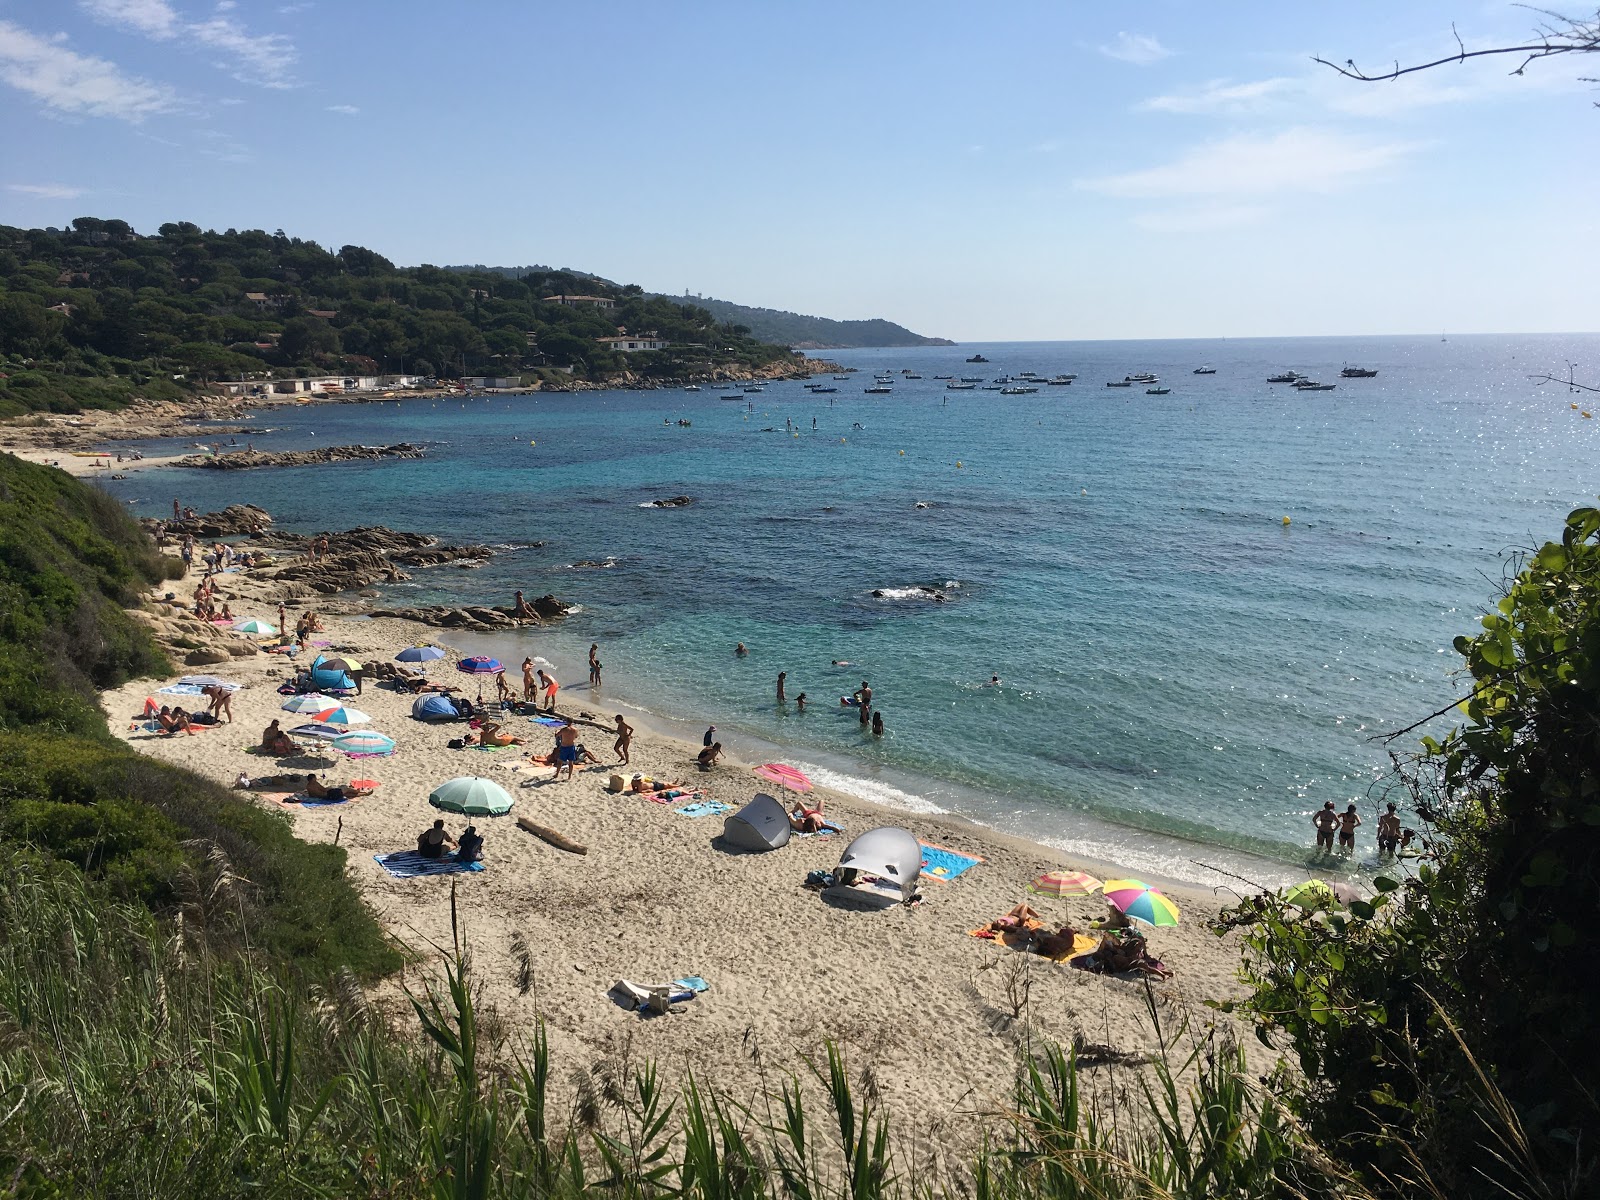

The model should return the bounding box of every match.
[412,694,461,721]
[307,665,355,691]
[722,793,792,852]
[835,827,923,894]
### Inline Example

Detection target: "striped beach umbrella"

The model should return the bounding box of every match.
[1102,879,1181,927]
[233,619,278,635]
[1029,869,1102,898]
[282,692,340,714]
[457,656,504,675]
[310,703,370,726]
[331,730,396,757]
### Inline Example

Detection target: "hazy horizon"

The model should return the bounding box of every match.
[3,1,1595,342]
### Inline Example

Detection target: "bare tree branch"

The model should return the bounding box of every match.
[1314,6,1600,83]
[1529,361,1600,393]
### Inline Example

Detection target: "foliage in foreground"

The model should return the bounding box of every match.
[0,853,1363,1200]
[1222,505,1600,1199]
[0,454,396,976]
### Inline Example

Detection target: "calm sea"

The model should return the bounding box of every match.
[105,333,1600,888]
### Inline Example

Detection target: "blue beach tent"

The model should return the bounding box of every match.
[412,694,461,721]
[307,655,355,692]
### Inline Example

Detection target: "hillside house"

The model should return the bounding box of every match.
[544,294,615,309]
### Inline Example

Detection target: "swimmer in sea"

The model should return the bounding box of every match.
[983,674,1001,687]
[735,642,748,657]
[831,660,851,667]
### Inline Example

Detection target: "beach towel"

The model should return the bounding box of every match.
[799,822,844,838]
[527,716,566,728]
[158,683,205,695]
[373,851,485,879]
[644,788,703,805]
[919,842,984,883]
[675,800,733,819]
[673,976,710,993]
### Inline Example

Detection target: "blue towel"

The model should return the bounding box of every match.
[528,716,566,728]
[918,843,983,882]
[374,851,486,878]
[158,684,205,695]
[799,822,844,839]
[675,801,732,819]
[672,975,710,993]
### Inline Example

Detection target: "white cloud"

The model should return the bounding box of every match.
[325,103,358,114]
[80,0,297,88]
[188,15,296,87]
[1078,127,1418,199]
[6,182,87,200]
[1138,77,1298,114]
[1133,204,1270,233]
[1100,32,1173,66]
[0,20,175,120]
[79,0,180,39]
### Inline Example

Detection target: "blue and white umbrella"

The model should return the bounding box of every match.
[397,645,447,664]
[288,722,343,741]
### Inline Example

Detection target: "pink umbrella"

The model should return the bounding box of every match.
[754,763,813,793]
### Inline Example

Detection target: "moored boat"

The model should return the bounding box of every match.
[1146,387,1171,395]
[966,354,989,363]
[1339,366,1378,378]
[1266,372,1305,384]
[1193,366,1216,374]
[1106,380,1132,387]
[946,381,976,390]
[683,384,701,391]
[864,385,892,394]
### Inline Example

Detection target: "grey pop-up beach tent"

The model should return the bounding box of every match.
[836,826,923,894]
[723,793,792,852]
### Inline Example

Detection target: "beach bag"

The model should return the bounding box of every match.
[607,774,625,793]
[447,737,465,749]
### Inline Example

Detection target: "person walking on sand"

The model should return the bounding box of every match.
[522,657,536,701]
[703,724,716,748]
[1338,803,1362,856]
[1311,802,1338,856]
[613,714,634,764]
[776,672,787,703]
[537,668,559,713]
[556,719,579,781]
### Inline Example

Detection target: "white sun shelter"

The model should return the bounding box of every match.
[825,826,924,908]
[722,793,792,852]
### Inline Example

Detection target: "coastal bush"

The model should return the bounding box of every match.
[1223,505,1600,1198]
[0,455,397,978]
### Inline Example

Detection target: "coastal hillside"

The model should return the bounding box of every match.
[0,219,802,416]
[454,264,950,348]
[653,294,955,349]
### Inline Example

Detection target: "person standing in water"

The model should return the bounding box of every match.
[735,642,748,656]
[856,680,872,724]
[1376,803,1402,858]
[871,710,884,737]
[776,672,787,703]
[589,643,601,687]
[1338,804,1362,856]
[1311,802,1338,856]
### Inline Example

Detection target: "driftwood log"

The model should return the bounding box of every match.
[517,816,588,855]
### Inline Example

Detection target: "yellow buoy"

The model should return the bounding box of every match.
[1585,411,1594,419]
[529,440,536,446]
[841,437,847,443]
[956,461,964,468]
[899,449,905,455]
[1573,403,1580,410]
[1282,516,1291,526]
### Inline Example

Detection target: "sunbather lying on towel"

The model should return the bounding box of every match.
[464,721,524,747]
[970,902,1047,943]
[304,773,375,803]
[789,798,827,833]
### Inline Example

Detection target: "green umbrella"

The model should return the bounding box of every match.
[428,775,514,816]
[1283,879,1338,911]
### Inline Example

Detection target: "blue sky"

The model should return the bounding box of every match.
[2,0,1595,339]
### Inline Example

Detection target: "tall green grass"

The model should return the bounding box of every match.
[0,853,1376,1200]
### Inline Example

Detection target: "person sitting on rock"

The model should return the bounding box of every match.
[512,590,537,618]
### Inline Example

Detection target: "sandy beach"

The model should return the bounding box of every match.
[101,553,1257,1153]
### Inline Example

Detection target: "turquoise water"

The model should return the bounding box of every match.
[108,334,1600,886]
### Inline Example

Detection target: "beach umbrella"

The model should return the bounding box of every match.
[1030,869,1102,898]
[317,656,362,674]
[1284,879,1339,910]
[310,703,371,726]
[282,692,341,714]
[457,656,504,675]
[233,619,278,635]
[1102,879,1182,927]
[288,722,343,741]
[181,674,236,689]
[428,775,514,816]
[396,645,446,664]
[331,730,396,757]
[754,763,813,793]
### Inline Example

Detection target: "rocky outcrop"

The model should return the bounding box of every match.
[173,443,425,470]
[144,503,274,539]
[268,549,411,595]
[644,496,694,508]
[367,594,572,631]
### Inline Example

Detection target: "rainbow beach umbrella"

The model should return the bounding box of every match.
[1102,879,1181,927]
[233,619,278,635]
[1029,869,1102,898]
